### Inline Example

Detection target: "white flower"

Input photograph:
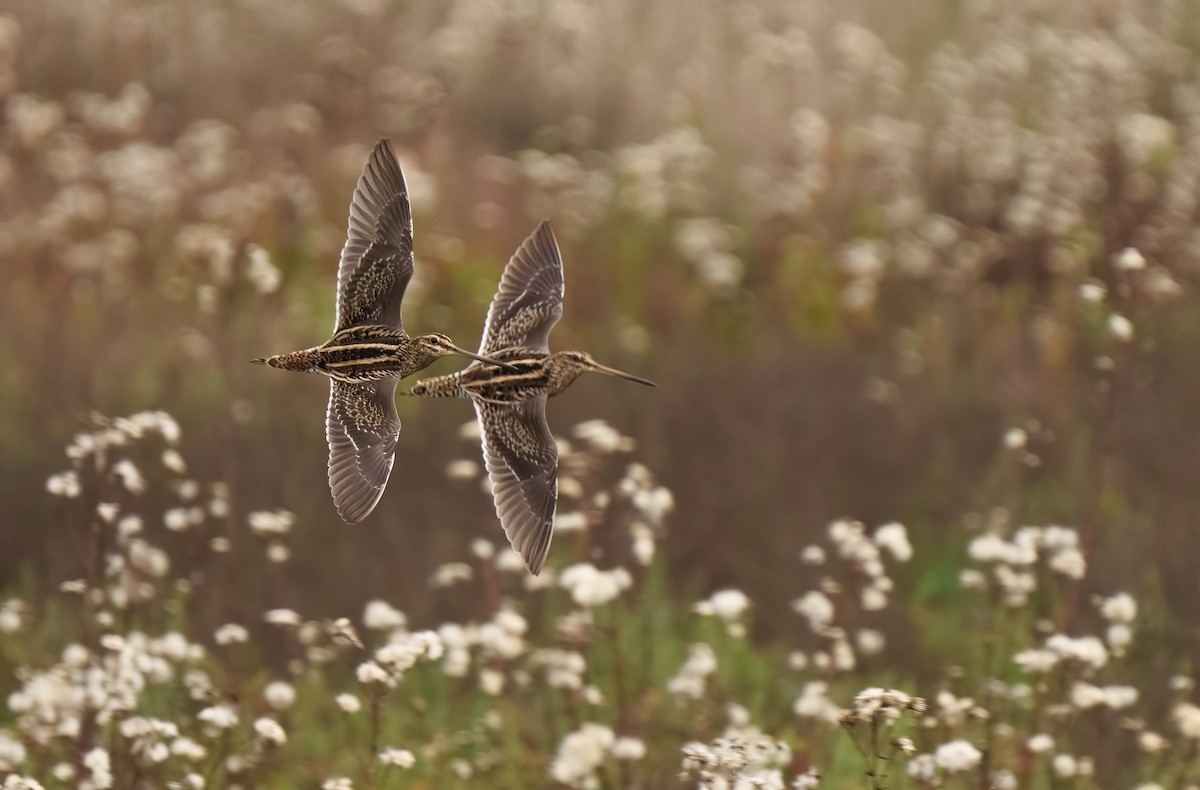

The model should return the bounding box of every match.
[264,681,295,711]
[263,608,302,627]
[84,747,112,789]
[171,737,206,761]
[1099,593,1137,623]
[793,681,842,723]
[161,449,187,474]
[479,668,505,696]
[356,661,392,686]
[856,629,885,655]
[431,562,473,587]
[666,643,717,700]
[379,748,415,768]
[792,591,834,631]
[0,732,27,771]
[1048,547,1086,579]
[800,545,826,565]
[445,459,479,479]
[253,717,286,746]
[959,569,986,589]
[1138,732,1168,753]
[861,585,888,611]
[1046,634,1108,669]
[197,705,238,730]
[363,600,406,631]
[559,564,632,607]
[873,522,912,561]
[1115,247,1146,271]
[1079,281,1106,304]
[1027,733,1054,753]
[322,779,353,790]
[1052,754,1076,777]
[1108,314,1134,342]
[550,723,615,787]
[336,693,361,713]
[1014,648,1058,673]
[934,740,981,773]
[213,623,248,645]
[245,244,281,293]
[695,589,750,621]
[1173,702,1200,739]
[611,737,646,760]
[1003,428,1027,449]
[0,601,24,634]
[3,778,44,790]
[248,509,293,537]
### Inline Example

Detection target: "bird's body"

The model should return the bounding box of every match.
[262,325,465,384]
[254,139,506,523]
[411,221,654,574]
[411,347,603,402]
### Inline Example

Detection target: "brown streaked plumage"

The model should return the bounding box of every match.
[411,220,654,574]
[252,139,509,524]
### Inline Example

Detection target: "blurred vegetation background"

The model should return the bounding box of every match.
[2,0,1200,672]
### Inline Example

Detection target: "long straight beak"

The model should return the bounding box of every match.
[590,361,656,387]
[450,344,519,372]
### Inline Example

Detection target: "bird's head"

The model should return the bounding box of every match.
[417,333,460,359]
[556,351,656,387]
[416,334,519,370]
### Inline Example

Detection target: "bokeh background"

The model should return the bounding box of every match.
[3,0,1200,785]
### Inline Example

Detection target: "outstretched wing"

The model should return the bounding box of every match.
[336,139,415,332]
[479,220,564,355]
[326,379,400,523]
[476,396,558,574]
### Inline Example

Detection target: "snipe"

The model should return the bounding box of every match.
[253,139,509,523]
[411,220,654,573]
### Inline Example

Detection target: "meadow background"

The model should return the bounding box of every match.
[1,0,1200,787]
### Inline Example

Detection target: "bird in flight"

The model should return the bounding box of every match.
[411,220,655,574]
[253,139,511,523]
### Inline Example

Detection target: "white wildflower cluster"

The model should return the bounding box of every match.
[674,217,744,294]
[358,630,444,688]
[790,520,911,674]
[694,589,751,637]
[0,599,26,634]
[842,687,928,723]
[615,127,714,220]
[667,644,717,702]
[965,522,1087,605]
[430,561,473,588]
[617,461,674,566]
[793,681,843,724]
[559,564,632,608]
[837,688,925,778]
[1015,633,1109,674]
[680,724,792,790]
[549,723,616,788]
[363,600,407,632]
[1097,591,1137,656]
[530,649,587,690]
[9,632,205,746]
[248,509,294,564]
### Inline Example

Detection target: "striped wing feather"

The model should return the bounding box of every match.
[336,139,415,332]
[479,220,564,355]
[326,379,400,523]
[476,397,558,574]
